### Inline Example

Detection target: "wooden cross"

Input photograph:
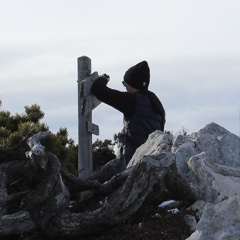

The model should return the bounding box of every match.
[77,56,101,179]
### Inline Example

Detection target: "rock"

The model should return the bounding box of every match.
[184,214,197,232]
[186,193,240,240]
[187,152,240,202]
[128,131,173,167]
[172,123,240,239]
[195,122,240,167]
[172,135,199,175]
[128,122,240,239]
[187,200,208,220]
[166,122,240,203]
[131,122,240,203]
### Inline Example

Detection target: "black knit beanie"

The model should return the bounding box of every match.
[123,61,150,90]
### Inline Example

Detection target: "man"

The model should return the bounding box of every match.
[91,60,166,165]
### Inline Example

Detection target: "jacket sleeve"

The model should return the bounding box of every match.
[91,78,135,118]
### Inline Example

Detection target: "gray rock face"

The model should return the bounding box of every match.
[129,122,240,240]
[186,193,240,240]
[172,122,240,203]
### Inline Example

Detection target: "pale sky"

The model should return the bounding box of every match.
[1,0,239,144]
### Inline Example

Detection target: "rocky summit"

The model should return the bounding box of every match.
[129,122,240,240]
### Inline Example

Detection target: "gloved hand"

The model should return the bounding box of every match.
[102,73,110,80]
[98,74,110,85]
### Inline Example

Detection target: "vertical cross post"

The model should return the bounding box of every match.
[77,56,92,179]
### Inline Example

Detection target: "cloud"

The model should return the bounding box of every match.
[1,0,239,144]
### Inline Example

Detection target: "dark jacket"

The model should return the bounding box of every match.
[91,77,165,164]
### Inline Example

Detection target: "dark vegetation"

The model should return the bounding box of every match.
[0,102,116,173]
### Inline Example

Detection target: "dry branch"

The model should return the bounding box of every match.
[0,132,199,239]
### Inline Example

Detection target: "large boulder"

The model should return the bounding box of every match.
[186,193,240,240]
[129,122,240,239]
[172,122,240,203]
